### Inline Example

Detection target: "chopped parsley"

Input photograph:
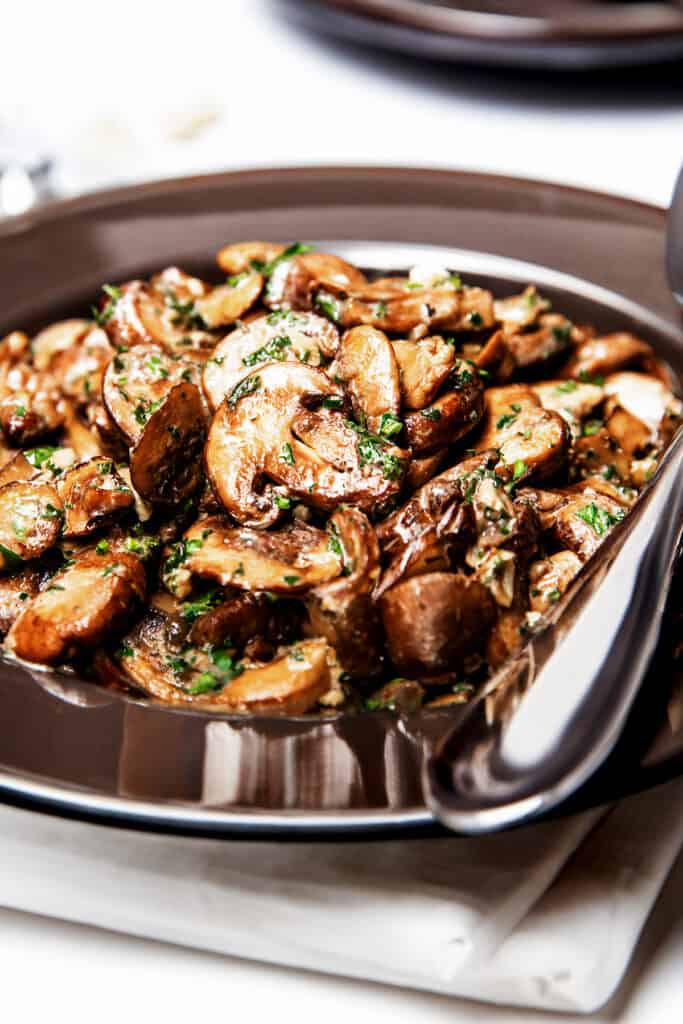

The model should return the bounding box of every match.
[582,419,603,437]
[346,420,405,481]
[42,503,64,521]
[96,539,110,554]
[511,459,528,483]
[274,443,294,469]
[242,334,291,367]
[467,311,484,328]
[274,494,292,510]
[496,412,518,430]
[420,408,442,421]
[24,446,59,469]
[92,283,122,326]
[322,395,344,410]
[552,323,573,343]
[574,502,624,536]
[180,589,221,623]
[375,300,388,319]
[378,412,403,438]
[283,574,301,586]
[116,643,134,659]
[227,374,261,408]
[578,370,605,387]
[555,380,578,394]
[164,290,206,330]
[315,291,341,324]
[0,544,23,569]
[251,242,314,277]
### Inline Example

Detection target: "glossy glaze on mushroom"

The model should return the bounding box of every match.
[0,244,680,714]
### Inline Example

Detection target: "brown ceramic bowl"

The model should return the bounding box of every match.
[280,0,683,70]
[1,166,682,839]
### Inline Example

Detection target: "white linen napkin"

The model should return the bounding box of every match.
[1,777,681,1014]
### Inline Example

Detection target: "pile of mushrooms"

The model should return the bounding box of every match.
[0,243,680,714]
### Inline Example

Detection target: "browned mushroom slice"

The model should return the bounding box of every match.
[0,388,63,446]
[404,448,447,490]
[366,678,425,712]
[130,382,206,505]
[502,313,573,371]
[573,426,632,483]
[175,516,343,594]
[103,343,201,444]
[0,569,40,636]
[380,572,496,678]
[216,241,286,275]
[486,608,530,671]
[30,319,91,371]
[603,372,682,451]
[266,251,368,311]
[528,550,582,614]
[544,494,625,562]
[393,335,456,410]
[559,332,654,380]
[105,274,214,355]
[475,329,517,383]
[376,500,474,598]
[336,285,488,334]
[0,481,63,569]
[476,387,569,482]
[195,271,263,329]
[334,326,401,434]
[0,452,36,487]
[494,286,551,330]
[404,362,485,454]
[532,378,605,420]
[60,400,107,460]
[306,507,384,677]
[471,549,518,608]
[205,363,407,528]
[118,610,331,714]
[56,457,134,537]
[186,591,271,648]
[50,326,114,405]
[202,311,339,411]
[6,551,145,664]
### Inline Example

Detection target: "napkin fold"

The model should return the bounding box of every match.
[1,777,682,1014]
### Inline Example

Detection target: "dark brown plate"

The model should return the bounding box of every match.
[281,0,683,69]
[1,166,682,839]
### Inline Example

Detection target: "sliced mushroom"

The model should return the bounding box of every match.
[0,452,36,488]
[472,548,518,608]
[305,508,384,677]
[528,550,582,614]
[392,335,455,410]
[494,286,551,330]
[0,481,63,569]
[404,361,485,454]
[559,332,654,380]
[334,326,401,434]
[56,457,134,537]
[0,569,40,636]
[544,493,625,561]
[603,372,682,449]
[172,515,343,595]
[102,343,202,444]
[195,271,263,329]
[376,500,474,598]
[573,426,632,484]
[503,313,573,370]
[104,274,214,355]
[404,448,447,490]
[266,251,368,311]
[6,551,145,664]
[205,363,407,527]
[336,284,494,335]
[202,311,339,411]
[186,591,272,649]
[117,610,331,714]
[380,571,496,678]
[532,378,605,420]
[216,241,286,276]
[0,388,63,446]
[49,326,114,405]
[475,386,569,482]
[130,382,206,505]
[30,319,91,372]
[366,678,425,712]
[475,329,517,383]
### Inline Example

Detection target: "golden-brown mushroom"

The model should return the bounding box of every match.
[216,241,286,276]
[30,319,92,371]
[494,285,551,330]
[0,569,40,635]
[306,507,384,677]
[475,385,569,482]
[167,515,343,595]
[130,382,206,505]
[195,271,263,329]
[49,326,114,405]
[403,361,485,454]
[0,387,63,446]
[380,571,496,678]
[0,481,63,569]
[532,378,605,421]
[603,371,682,451]
[117,609,331,714]
[503,314,574,370]
[102,343,202,444]
[544,493,625,561]
[559,332,654,380]
[205,363,407,527]
[334,326,401,434]
[6,551,145,664]
[392,335,455,410]
[528,550,582,614]
[56,457,134,537]
[202,311,339,411]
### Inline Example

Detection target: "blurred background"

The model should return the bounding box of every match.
[0,0,681,209]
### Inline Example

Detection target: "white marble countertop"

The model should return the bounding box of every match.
[1,2,682,1020]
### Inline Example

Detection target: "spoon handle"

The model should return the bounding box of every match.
[423,426,683,835]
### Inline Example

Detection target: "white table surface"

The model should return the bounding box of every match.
[1,2,683,1020]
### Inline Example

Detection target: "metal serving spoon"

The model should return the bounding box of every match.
[423,168,683,834]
